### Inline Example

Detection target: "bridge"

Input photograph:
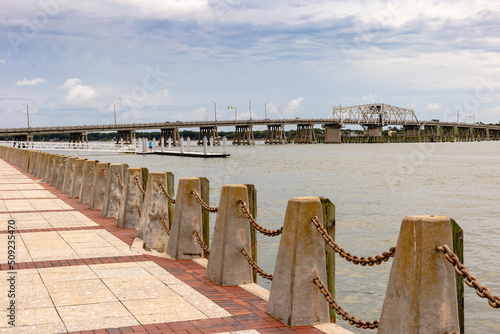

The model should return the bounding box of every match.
[1,103,499,144]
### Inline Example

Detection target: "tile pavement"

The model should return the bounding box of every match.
[0,158,330,334]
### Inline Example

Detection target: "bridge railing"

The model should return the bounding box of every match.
[0,141,137,152]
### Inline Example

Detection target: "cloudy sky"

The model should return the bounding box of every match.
[1,0,500,128]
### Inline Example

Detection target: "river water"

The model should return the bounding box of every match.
[69,141,500,333]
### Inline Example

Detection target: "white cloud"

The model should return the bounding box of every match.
[285,97,304,116]
[425,103,442,111]
[15,77,46,86]
[0,59,5,64]
[173,107,207,121]
[59,78,98,103]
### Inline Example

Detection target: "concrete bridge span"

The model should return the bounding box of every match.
[2,103,500,144]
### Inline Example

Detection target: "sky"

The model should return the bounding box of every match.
[1,0,500,129]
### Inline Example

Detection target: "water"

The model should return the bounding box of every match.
[66,141,500,333]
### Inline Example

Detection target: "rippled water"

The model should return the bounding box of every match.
[71,141,500,333]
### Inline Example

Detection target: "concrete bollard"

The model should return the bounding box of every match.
[56,157,69,190]
[378,215,460,333]
[62,157,77,194]
[205,184,253,286]
[35,152,45,179]
[28,151,37,175]
[267,197,331,327]
[27,151,35,174]
[166,177,210,260]
[43,154,55,183]
[78,160,98,204]
[33,151,43,177]
[70,158,86,198]
[117,167,149,229]
[50,155,63,187]
[89,162,110,211]
[101,163,129,218]
[137,172,174,252]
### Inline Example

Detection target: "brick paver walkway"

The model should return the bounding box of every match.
[0,158,337,334]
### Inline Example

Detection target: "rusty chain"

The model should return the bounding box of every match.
[437,244,500,309]
[115,172,124,190]
[241,248,273,280]
[159,214,170,235]
[191,190,218,213]
[313,276,379,329]
[238,200,283,237]
[134,177,146,196]
[89,166,94,175]
[193,230,210,254]
[103,168,108,181]
[136,203,142,217]
[311,216,395,266]
[159,183,176,204]
[116,197,121,206]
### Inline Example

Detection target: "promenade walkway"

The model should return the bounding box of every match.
[0,157,340,334]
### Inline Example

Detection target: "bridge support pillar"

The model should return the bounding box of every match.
[294,124,317,144]
[367,126,382,137]
[403,125,420,137]
[265,124,287,144]
[197,126,220,145]
[161,127,180,146]
[233,125,255,145]
[116,130,135,144]
[323,124,341,143]
[69,132,88,143]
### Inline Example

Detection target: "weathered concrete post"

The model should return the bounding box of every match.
[266,197,330,327]
[89,162,110,211]
[138,172,174,252]
[205,184,253,286]
[50,155,63,187]
[70,158,86,198]
[62,157,77,194]
[117,167,149,229]
[27,151,36,174]
[378,215,460,333]
[166,177,210,260]
[101,163,129,218]
[78,160,98,204]
[56,157,69,190]
[43,154,55,183]
[36,152,47,179]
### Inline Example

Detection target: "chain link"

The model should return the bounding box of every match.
[159,213,170,235]
[136,203,142,217]
[159,183,176,203]
[241,248,273,280]
[103,168,108,181]
[437,244,500,308]
[134,177,146,196]
[194,230,210,254]
[313,276,379,329]
[238,200,283,237]
[89,165,95,175]
[115,172,124,190]
[311,216,395,266]
[191,190,218,213]
[116,197,121,206]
